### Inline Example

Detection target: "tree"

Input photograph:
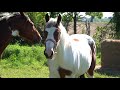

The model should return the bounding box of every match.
[26,12,46,30]
[62,12,81,34]
[73,12,77,34]
[86,12,103,22]
[110,12,120,38]
[49,12,64,18]
[112,12,120,32]
[62,12,73,32]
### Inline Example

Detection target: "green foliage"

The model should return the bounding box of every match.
[49,12,64,18]
[110,12,120,38]
[26,12,47,30]
[62,12,73,22]
[93,25,115,52]
[1,44,46,68]
[85,12,103,22]
[0,44,48,78]
[86,12,103,19]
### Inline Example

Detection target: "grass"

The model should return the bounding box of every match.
[0,44,120,78]
[0,44,49,78]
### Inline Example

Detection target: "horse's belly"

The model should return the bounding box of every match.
[74,55,92,76]
[72,44,92,76]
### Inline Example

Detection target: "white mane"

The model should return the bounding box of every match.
[58,22,70,45]
[0,12,20,21]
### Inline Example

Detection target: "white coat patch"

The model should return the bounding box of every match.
[12,30,19,37]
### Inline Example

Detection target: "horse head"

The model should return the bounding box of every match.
[8,12,42,44]
[44,13,62,59]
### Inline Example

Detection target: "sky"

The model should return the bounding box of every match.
[79,12,113,18]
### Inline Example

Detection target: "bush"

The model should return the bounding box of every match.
[1,44,46,68]
[93,24,115,52]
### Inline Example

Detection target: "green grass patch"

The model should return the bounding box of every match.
[0,44,49,78]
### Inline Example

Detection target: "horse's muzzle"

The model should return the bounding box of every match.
[44,49,53,59]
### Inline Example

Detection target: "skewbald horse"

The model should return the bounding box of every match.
[0,12,42,58]
[44,13,96,78]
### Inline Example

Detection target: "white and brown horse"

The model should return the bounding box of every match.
[44,13,96,78]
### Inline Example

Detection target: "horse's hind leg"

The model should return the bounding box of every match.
[87,42,96,78]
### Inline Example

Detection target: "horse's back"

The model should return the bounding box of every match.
[70,34,95,44]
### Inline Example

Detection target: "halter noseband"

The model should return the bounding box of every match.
[45,39,57,49]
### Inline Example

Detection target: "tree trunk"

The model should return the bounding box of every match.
[85,20,91,36]
[74,12,77,34]
[90,16,94,22]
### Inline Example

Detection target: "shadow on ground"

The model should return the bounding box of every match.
[95,66,120,78]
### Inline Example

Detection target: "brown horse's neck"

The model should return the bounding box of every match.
[0,19,12,58]
[0,34,12,58]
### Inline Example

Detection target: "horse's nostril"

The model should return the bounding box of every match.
[44,50,53,59]
[51,51,53,56]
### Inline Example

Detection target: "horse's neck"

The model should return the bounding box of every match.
[57,26,70,59]
[0,29,12,57]
[59,23,70,47]
[0,36,12,57]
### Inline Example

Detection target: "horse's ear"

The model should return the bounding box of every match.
[57,14,61,25]
[45,13,50,22]
[20,12,25,16]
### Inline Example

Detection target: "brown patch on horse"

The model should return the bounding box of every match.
[58,67,72,78]
[87,42,96,76]
[73,38,79,42]
[54,28,61,42]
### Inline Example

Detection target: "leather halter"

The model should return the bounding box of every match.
[45,39,57,49]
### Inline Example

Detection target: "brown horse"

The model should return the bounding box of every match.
[0,12,42,58]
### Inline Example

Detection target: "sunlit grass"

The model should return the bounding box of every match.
[0,44,49,78]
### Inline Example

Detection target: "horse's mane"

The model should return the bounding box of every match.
[0,12,19,21]
[59,21,69,44]
[0,12,29,22]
